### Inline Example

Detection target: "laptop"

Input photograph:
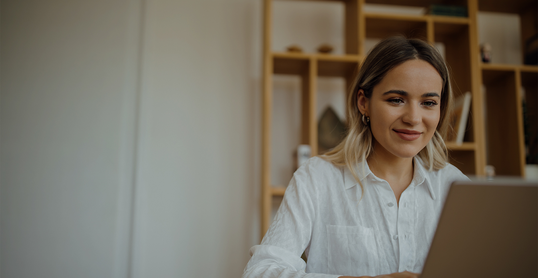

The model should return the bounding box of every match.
[421,178,538,278]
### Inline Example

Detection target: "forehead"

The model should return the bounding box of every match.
[374,59,443,96]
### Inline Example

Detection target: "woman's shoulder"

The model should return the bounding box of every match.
[418,161,470,201]
[438,163,469,180]
[293,156,345,187]
[417,157,468,181]
[297,156,341,175]
[423,161,470,192]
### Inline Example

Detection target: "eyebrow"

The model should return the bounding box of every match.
[382,90,440,98]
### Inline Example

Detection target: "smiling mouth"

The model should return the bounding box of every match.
[393,129,422,141]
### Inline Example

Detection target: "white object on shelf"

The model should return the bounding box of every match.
[525,164,538,181]
[297,145,311,168]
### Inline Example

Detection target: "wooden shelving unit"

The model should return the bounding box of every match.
[260,0,538,237]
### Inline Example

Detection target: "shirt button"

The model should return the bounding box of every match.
[393,235,398,240]
[387,202,394,207]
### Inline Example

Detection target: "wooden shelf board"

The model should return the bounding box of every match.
[273,0,350,2]
[271,186,287,196]
[365,0,536,13]
[273,52,360,61]
[365,0,465,7]
[365,0,534,14]
[481,64,538,73]
[365,12,428,22]
[520,65,538,73]
[432,15,469,24]
[272,52,361,77]
[316,53,362,62]
[480,64,538,91]
[365,13,469,24]
[273,52,312,60]
[481,63,520,71]
[446,142,476,151]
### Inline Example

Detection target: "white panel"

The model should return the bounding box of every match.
[0,1,140,277]
[132,0,261,277]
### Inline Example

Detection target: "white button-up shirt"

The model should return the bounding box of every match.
[243,156,469,278]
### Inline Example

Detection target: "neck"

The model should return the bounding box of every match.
[367,143,414,183]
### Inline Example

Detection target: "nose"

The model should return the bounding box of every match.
[402,104,421,126]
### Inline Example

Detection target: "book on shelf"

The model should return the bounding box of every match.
[448,92,472,144]
[426,4,468,17]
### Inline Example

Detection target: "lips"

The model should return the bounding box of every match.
[393,129,422,141]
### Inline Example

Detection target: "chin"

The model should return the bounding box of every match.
[394,152,419,159]
[391,146,424,159]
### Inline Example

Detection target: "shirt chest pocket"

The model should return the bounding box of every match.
[326,225,380,276]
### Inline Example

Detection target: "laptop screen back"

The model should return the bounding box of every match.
[421,179,538,278]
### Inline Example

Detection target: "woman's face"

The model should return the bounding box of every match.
[358,59,443,160]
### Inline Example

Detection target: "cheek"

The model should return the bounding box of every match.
[425,111,441,131]
[369,112,395,139]
[370,106,397,126]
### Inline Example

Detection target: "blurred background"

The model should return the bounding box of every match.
[0,0,526,277]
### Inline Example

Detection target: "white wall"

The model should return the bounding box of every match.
[1,0,142,277]
[131,0,260,277]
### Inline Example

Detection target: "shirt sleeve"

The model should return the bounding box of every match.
[242,163,340,278]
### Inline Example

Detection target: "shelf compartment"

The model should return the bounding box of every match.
[449,149,476,175]
[478,0,536,14]
[273,54,311,75]
[434,22,472,92]
[271,0,359,55]
[482,68,525,176]
[365,13,428,39]
[433,19,469,38]
[434,22,474,143]
[317,57,360,78]
[481,67,517,84]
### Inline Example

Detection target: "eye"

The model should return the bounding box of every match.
[387,98,404,105]
[422,100,438,107]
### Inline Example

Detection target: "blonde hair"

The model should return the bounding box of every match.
[322,36,453,192]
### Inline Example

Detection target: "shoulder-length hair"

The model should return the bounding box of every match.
[322,36,453,190]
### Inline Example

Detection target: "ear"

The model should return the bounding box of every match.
[357,89,370,116]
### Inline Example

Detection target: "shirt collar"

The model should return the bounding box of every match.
[412,157,436,200]
[342,157,436,199]
[343,159,373,190]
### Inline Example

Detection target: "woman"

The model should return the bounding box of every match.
[243,36,469,278]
